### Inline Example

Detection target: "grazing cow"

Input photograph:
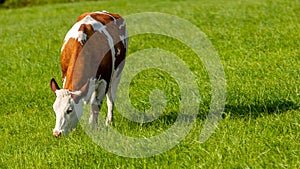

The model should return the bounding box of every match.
[50,11,128,137]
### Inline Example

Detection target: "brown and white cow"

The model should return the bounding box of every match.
[50,11,127,137]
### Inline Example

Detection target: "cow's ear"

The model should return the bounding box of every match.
[50,78,60,94]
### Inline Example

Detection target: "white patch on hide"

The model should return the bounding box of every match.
[119,20,126,29]
[117,48,121,56]
[77,31,87,45]
[62,76,66,88]
[119,34,126,46]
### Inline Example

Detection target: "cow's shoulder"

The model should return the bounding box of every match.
[77,12,93,22]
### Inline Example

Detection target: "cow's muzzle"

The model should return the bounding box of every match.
[53,130,62,137]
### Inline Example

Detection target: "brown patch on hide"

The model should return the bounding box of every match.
[60,38,83,91]
[60,11,127,96]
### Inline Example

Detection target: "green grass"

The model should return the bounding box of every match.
[0,0,97,8]
[0,0,299,168]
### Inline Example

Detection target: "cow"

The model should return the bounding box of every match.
[50,11,128,137]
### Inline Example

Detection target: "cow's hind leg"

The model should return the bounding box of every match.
[106,69,122,126]
[89,80,107,126]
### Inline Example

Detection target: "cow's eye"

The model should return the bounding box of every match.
[66,108,73,114]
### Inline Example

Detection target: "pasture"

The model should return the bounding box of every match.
[0,0,299,168]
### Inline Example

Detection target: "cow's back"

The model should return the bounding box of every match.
[61,11,127,92]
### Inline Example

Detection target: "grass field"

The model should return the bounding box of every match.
[0,0,96,8]
[0,0,299,168]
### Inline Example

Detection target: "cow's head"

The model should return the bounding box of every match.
[50,78,88,137]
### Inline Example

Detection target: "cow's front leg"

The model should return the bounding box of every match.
[89,80,107,127]
[89,91,101,126]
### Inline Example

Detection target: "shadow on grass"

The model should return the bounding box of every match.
[112,99,299,129]
[223,99,299,119]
